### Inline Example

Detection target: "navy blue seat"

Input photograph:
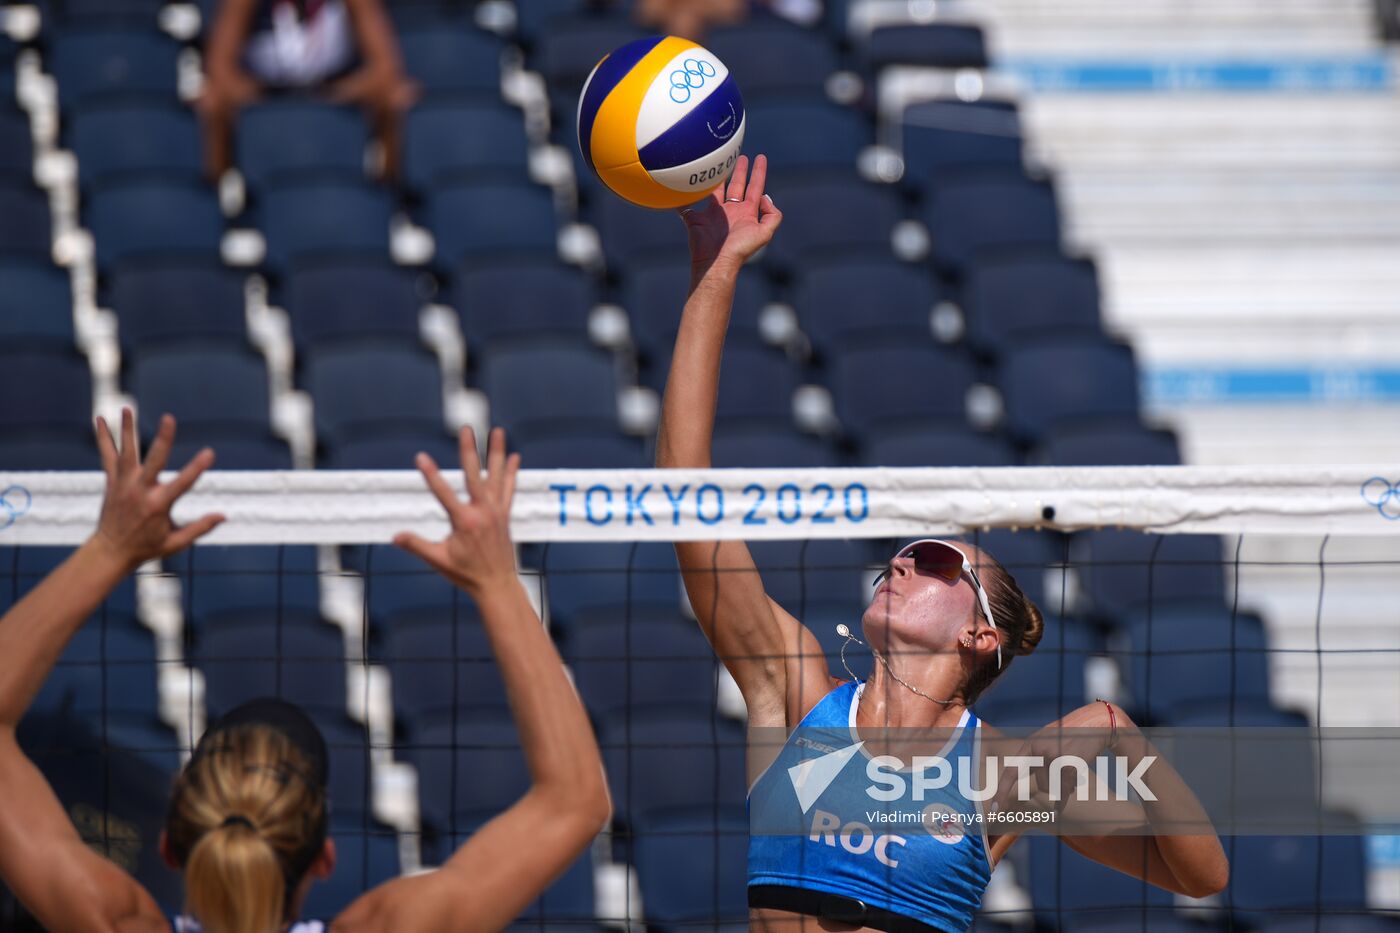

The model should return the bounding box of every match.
[382,617,507,725]
[305,345,446,447]
[478,340,617,441]
[302,827,399,919]
[862,23,988,70]
[316,713,374,819]
[396,26,503,96]
[1260,915,1400,933]
[1079,531,1225,621]
[512,0,598,44]
[997,337,1140,444]
[763,177,901,270]
[827,342,977,440]
[1036,423,1181,467]
[403,102,530,193]
[624,256,771,362]
[974,616,1100,727]
[925,171,1061,274]
[744,98,870,173]
[901,100,1022,192]
[0,108,34,180]
[712,428,838,468]
[707,22,839,96]
[0,259,74,349]
[342,543,462,630]
[515,432,646,469]
[50,29,180,110]
[568,620,717,718]
[963,251,1101,354]
[633,806,750,927]
[526,542,680,632]
[411,713,527,827]
[69,103,202,192]
[34,615,160,720]
[1027,835,1173,931]
[749,538,872,613]
[792,257,943,359]
[88,181,223,272]
[1,548,134,612]
[0,184,53,256]
[1228,826,1368,927]
[110,260,246,352]
[965,528,1069,612]
[192,618,347,717]
[37,0,168,27]
[599,711,746,826]
[0,349,92,436]
[533,16,647,96]
[591,196,689,270]
[130,346,271,440]
[237,101,368,190]
[170,435,292,469]
[710,345,801,426]
[427,182,557,269]
[322,433,456,470]
[802,601,874,678]
[284,261,426,351]
[861,426,1016,468]
[454,260,596,348]
[0,438,99,469]
[1120,603,1270,722]
[170,544,323,629]
[258,180,393,275]
[1166,700,1316,815]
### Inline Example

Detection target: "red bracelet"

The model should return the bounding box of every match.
[1096,698,1118,751]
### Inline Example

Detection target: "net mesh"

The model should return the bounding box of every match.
[3,466,1400,929]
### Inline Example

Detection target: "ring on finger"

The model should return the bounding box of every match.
[724,197,743,203]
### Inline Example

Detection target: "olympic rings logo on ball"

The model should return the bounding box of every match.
[1361,477,1400,521]
[669,58,717,103]
[0,485,31,530]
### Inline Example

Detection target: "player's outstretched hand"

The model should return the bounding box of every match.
[395,426,521,598]
[679,153,782,269]
[92,409,223,570]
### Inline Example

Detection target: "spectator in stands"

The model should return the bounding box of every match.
[198,0,417,179]
[0,412,610,931]
[635,0,747,40]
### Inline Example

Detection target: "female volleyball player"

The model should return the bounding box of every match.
[658,154,1229,933]
[0,412,609,931]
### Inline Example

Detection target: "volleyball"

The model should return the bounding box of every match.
[577,35,746,209]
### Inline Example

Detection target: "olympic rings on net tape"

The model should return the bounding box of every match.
[1361,477,1400,521]
[0,485,31,530]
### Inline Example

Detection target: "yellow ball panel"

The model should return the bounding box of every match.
[588,35,699,172]
[598,161,713,210]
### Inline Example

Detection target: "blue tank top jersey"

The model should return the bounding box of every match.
[747,680,992,933]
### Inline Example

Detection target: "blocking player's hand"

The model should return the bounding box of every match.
[679,154,782,269]
[395,426,522,599]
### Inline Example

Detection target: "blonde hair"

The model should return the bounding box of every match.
[165,724,327,933]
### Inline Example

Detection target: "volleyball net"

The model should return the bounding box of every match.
[3,464,1400,928]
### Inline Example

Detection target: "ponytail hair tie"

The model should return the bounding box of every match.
[220,814,256,831]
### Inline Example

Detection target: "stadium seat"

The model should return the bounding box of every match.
[623,256,771,362]
[453,260,597,349]
[791,257,944,359]
[381,616,507,725]
[749,538,873,613]
[568,619,718,718]
[0,349,92,436]
[762,177,902,271]
[996,337,1141,444]
[316,713,374,820]
[477,340,618,441]
[33,615,160,720]
[633,806,750,927]
[1035,423,1182,467]
[0,108,33,181]
[861,426,1017,468]
[0,184,53,256]
[900,100,1023,193]
[973,616,1101,727]
[304,345,446,447]
[192,617,347,717]
[37,0,168,27]
[302,828,399,919]
[526,542,681,632]
[130,346,272,441]
[599,711,747,826]
[170,545,323,628]
[258,180,393,275]
[966,528,1070,612]
[711,428,838,468]
[341,543,462,629]
[590,196,689,270]
[925,170,1061,275]
[396,25,503,96]
[322,433,457,470]
[284,260,426,352]
[1260,915,1400,933]
[236,101,369,190]
[0,259,75,349]
[801,602,874,678]
[69,103,202,192]
[168,435,292,470]
[427,181,558,269]
[403,102,531,194]
[1165,700,1317,814]
[110,260,247,352]
[411,713,528,828]
[0,438,99,469]
[49,29,180,110]
[1078,531,1225,621]
[515,433,646,469]
[963,251,1101,354]
[743,97,872,173]
[532,15,647,98]
[827,341,978,441]
[861,23,988,70]
[1026,835,1173,930]
[706,21,840,96]
[88,181,223,272]
[1227,824,1369,927]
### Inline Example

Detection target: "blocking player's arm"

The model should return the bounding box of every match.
[0,411,222,931]
[655,155,832,728]
[339,428,611,933]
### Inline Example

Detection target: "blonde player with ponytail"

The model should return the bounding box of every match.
[0,411,610,932]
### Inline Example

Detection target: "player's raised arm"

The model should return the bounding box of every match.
[654,154,831,728]
[342,427,610,933]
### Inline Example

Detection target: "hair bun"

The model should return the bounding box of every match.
[1017,601,1045,657]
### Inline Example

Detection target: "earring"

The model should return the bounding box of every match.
[960,635,973,648]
